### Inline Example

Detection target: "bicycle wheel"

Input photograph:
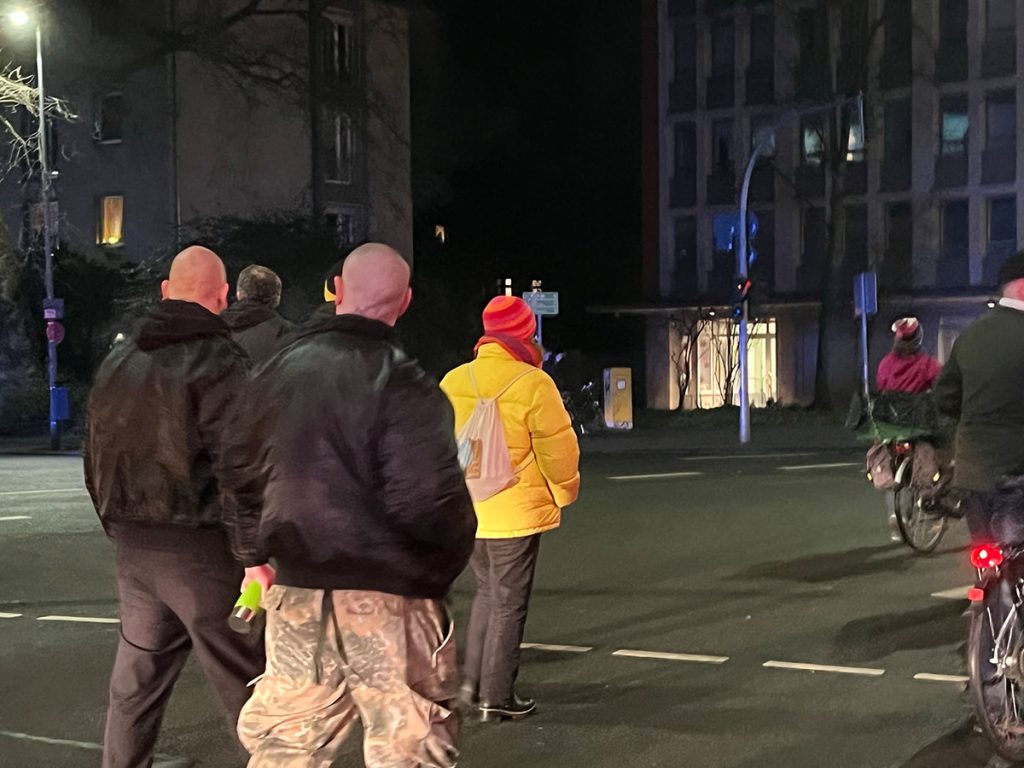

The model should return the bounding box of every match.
[969,580,1024,762]
[891,484,946,553]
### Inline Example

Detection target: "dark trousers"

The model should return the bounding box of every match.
[102,530,265,768]
[960,490,995,543]
[463,535,541,705]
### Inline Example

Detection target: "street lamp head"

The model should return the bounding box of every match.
[9,9,29,26]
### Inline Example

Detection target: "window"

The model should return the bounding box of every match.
[987,92,1016,150]
[941,96,969,156]
[987,0,1015,36]
[673,22,696,81]
[846,103,865,162]
[98,195,124,246]
[990,196,1017,244]
[711,19,735,74]
[750,12,774,66]
[322,13,354,85]
[884,99,911,158]
[711,119,733,173]
[940,0,968,46]
[885,202,914,290]
[673,122,696,175]
[940,200,970,287]
[326,204,366,247]
[751,118,775,157]
[95,92,124,144]
[882,0,912,87]
[987,196,1017,282]
[322,109,353,184]
[801,119,824,166]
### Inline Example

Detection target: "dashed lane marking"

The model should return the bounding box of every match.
[520,643,593,653]
[613,649,730,664]
[677,452,817,462]
[607,471,704,481]
[0,731,187,767]
[0,612,22,618]
[0,515,31,522]
[0,488,84,497]
[763,660,885,677]
[36,615,120,624]
[777,462,863,472]
[914,673,969,684]
[931,586,972,600]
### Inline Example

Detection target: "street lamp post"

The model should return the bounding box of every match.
[13,10,59,449]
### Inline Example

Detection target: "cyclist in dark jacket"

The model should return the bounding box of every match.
[232,243,476,768]
[220,264,295,363]
[934,250,1024,540]
[83,246,267,768]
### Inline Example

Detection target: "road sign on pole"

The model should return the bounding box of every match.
[521,291,559,316]
[853,272,878,400]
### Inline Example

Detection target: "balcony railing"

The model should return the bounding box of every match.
[669,171,697,209]
[880,155,911,192]
[795,164,825,198]
[936,45,968,83]
[844,162,867,196]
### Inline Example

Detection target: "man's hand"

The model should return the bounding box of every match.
[241,564,276,593]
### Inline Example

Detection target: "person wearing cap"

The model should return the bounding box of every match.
[933,251,1024,540]
[440,296,581,722]
[876,317,942,394]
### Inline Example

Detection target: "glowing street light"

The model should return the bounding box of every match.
[7,7,61,448]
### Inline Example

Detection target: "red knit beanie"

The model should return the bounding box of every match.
[481,296,536,340]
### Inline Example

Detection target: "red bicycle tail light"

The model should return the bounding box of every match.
[893,442,913,455]
[968,587,986,602]
[970,545,1004,569]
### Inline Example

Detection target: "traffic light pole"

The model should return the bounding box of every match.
[736,133,770,445]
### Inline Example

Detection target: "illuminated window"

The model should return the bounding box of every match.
[435,225,447,244]
[322,11,355,85]
[322,108,353,184]
[801,118,824,166]
[98,195,124,246]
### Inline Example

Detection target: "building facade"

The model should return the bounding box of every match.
[630,0,1023,410]
[0,0,411,266]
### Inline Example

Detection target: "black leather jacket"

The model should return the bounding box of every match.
[221,300,295,364]
[226,313,476,598]
[83,300,260,562]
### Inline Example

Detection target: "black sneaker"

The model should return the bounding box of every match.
[479,695,537,723]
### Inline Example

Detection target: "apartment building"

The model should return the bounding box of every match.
[0,0,411,264]
[627,0,1023,410]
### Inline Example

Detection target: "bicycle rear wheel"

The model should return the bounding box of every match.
[891,484,946,553]
[969,581,1024,762]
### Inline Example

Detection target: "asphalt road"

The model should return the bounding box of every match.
[0,448,1009,768]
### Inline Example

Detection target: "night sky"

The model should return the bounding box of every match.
[408,0,644,365]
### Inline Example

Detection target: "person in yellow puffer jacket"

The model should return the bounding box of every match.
[440,295,580,724]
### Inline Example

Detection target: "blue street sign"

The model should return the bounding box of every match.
[853,272,878,317]
[713,212,759,252]
[50,386,70,422]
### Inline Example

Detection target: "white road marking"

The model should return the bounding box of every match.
[37,615,120,624]
[520,642,593,653]
[763,660,885,677]
[613,649,729,664]
[0,612,22,618]
[931,586,972,600]
[0,730,187,766]
[0,487,84,497]
[778,462,862,472]
[678,452,817,462]
[608,471,704,481]
[914,673,969,684]
[0,515,31,522]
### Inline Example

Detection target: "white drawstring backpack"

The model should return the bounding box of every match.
[456,364,534,502]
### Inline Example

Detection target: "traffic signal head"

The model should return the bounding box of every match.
[730,277,752,320]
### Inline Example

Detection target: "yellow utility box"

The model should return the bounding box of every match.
[603,368,633,430]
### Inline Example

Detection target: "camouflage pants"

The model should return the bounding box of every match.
[238,586,460,768]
